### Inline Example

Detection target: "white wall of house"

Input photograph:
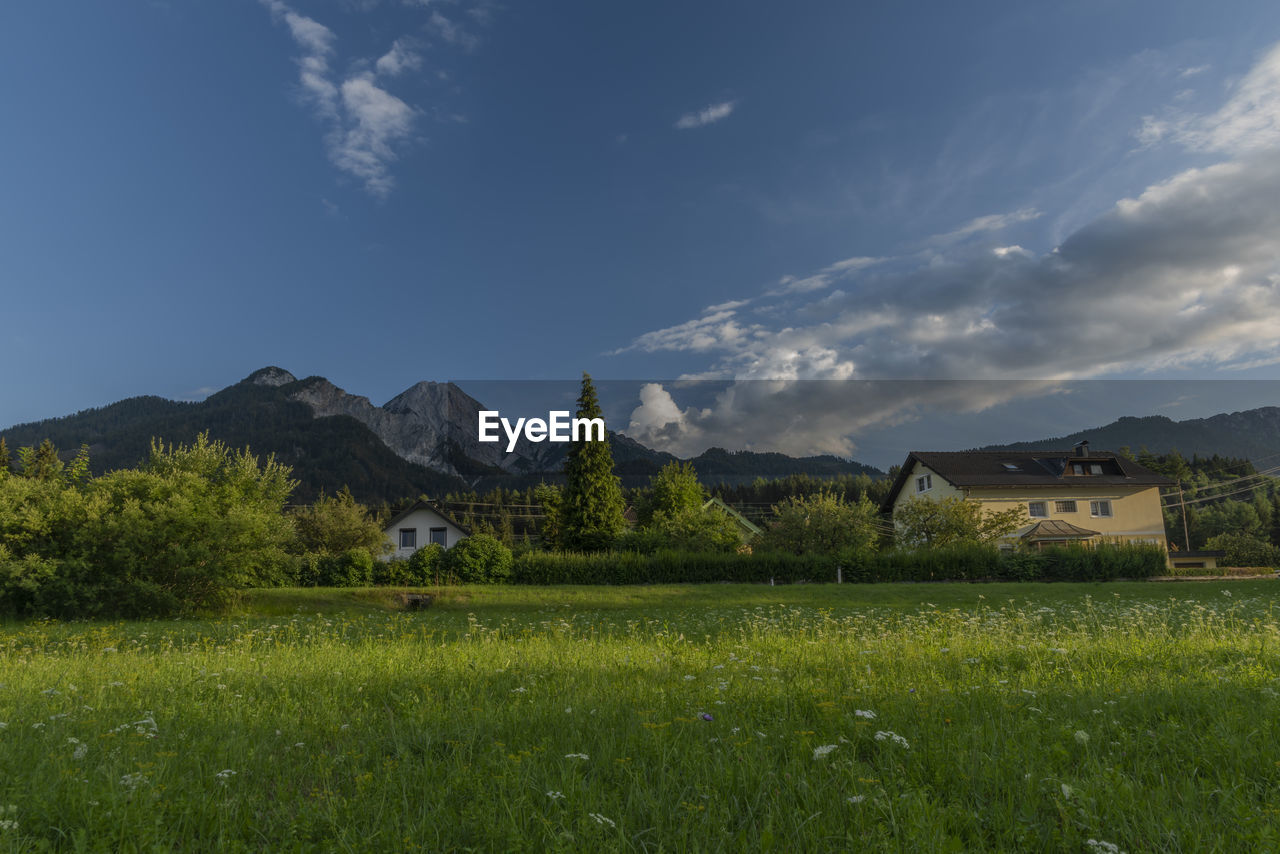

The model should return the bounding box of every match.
[383,507,467,561]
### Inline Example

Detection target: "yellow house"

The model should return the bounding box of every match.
[883,442,1173,550]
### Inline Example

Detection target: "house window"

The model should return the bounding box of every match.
[1090,500,1113,518]
[1055,500,1077,513]
[1072,463,1085,475]
[429,527,449,547]
[915,474,932,493]
[399,528,417,549]
[1029,501,1048,518]
[1089,464,1104,475]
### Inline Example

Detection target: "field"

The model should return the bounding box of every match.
[2,581,1279,852]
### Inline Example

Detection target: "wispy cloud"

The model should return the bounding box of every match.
[619,42,1280,457]
[675,100,737,130]
[429,10,478,50]
[1139,42,1280,154]
[932,208,1042,243]
[262,1,418,197]
[262,1,492,197]
[375,38,422,77]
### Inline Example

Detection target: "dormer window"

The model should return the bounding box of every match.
[916,474,932,493]
[1001,462,1019,471]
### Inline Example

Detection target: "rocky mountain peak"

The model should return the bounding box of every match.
[246,366,298,388]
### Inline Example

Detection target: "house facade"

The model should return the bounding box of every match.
[382,500,470,561]
[883,442,1173,550]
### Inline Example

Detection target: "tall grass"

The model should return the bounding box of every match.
[1,582,1278,851]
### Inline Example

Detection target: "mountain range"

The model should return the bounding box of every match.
[6,368,1277,503]
[0,368,883,503]
[981,408,1280,463]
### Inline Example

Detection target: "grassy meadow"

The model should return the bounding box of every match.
[2,580,1279,852]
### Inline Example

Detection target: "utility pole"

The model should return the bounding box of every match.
[1178,481,1191,551]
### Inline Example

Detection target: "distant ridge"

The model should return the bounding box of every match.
[981,407,1280,461]
[0,368,883,503]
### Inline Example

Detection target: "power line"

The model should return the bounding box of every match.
[1163,479,1280,509]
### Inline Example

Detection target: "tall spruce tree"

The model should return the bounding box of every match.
[0,437,9,475]
[560,373,626,551]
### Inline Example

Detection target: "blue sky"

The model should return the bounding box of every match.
[4,1,1280,461]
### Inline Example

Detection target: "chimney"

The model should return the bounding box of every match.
[1074,440,1089,458]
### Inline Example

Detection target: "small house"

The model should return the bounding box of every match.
[382,500,470,560]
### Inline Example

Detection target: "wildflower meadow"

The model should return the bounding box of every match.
[1,581,1279,851]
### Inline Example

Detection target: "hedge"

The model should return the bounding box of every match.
[509,542,1169,586]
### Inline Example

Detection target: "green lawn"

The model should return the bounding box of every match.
[2,581,1278,851]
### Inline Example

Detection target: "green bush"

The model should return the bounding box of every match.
[442,534,513,584]
[299,549,375,587]
[511,550,837,585]
[1204,533,1280,568]
[0,434,295,618]
[506,541,1167,586]
[407,543,445,584]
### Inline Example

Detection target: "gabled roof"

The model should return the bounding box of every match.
[884,449,1173,511]
[1021,520,1100,540]
[384,499,471,535]
[703,497,764,536]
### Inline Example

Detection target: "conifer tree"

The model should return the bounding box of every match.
[0,437,9,475]
[560,373,626,551]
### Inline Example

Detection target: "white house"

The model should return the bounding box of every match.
[382,500,470,560]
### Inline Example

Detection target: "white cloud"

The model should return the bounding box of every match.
[933,208,1042,243]
[616,132,1280,455]
[1182,43,1280,154]
[375,39,422,77]
[330,74,416,198]
[674,101,737,130]
[262,1,421,197]
[1139,41,1280,155]
[429,11,478,50]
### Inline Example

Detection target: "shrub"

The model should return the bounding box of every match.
[758,491,882,557]
[442,534,513,584]
[1204,533,1280,568]
[407,543,445,584]
[510,550,837,585]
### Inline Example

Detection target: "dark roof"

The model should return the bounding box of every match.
[884,449,1174,511]
[1021,520,1100,540]
[384,499,472,535]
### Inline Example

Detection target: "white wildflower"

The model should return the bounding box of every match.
[854,709,876,720]
[813,744,839,759]
[1061,783,1073,798]
[511,687,527,693]
[588,813,616,828]
[1074,730,1090,745]
[1085,840,1123,854]
[546,791,564,799]
[874,731,909,749]
[564,753,589,760]
[120,772,147,791]
[215,769,236,780]
[846,795,866,804]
